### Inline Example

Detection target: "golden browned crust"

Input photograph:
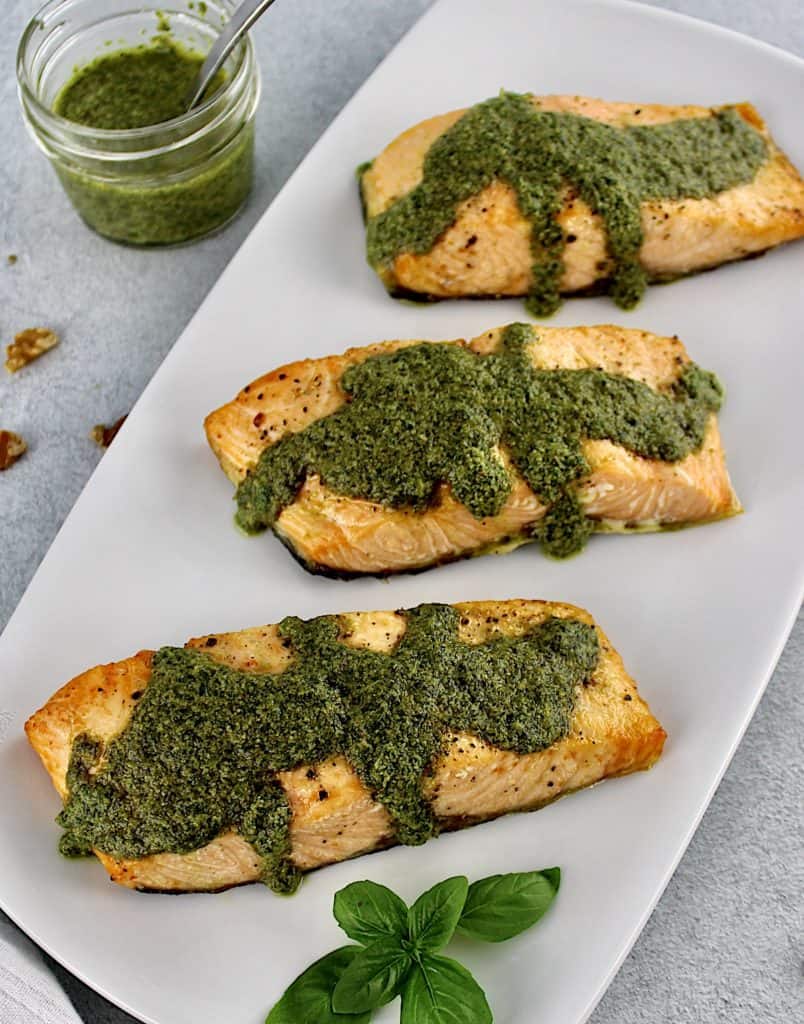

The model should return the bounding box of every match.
[26,600,665,892]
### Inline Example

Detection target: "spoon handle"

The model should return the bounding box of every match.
[186,0,279,110]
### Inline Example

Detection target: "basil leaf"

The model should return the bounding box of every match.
[265,945,369,1024]
[400,953,492,1024]
[333,879,409,944]
[331,936,412,1013]
[456,867,561,942]
[408,876,468,951]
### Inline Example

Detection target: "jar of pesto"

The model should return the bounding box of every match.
[17,0,261,246]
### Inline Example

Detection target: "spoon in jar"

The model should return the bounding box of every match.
[185,0,279,111]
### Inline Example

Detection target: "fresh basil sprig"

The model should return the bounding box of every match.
[408,875,469,951]
[332,937,411,1013]
[265,868,560,1023]
[457,867,561,943]
[334,879,409,945]
[265,946,370,1024]
[401,954,492,1024]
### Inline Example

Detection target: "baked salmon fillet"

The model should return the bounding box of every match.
[205,322,740,576]
[360,93,804,314]
[26,599,665,894]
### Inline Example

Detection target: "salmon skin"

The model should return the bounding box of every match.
[205,323,740,577]
[360,94,804,312]
[25,600,666,894]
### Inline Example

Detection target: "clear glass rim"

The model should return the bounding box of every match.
[16,0,255,150]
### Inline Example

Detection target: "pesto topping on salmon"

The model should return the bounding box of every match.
[235,323,724,558]
[57,605,599,893]
[363,92,767,314]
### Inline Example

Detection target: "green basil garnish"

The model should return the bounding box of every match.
[265,867,561,1023]
[401,954,492,1024]
[334,879,409,945]
[408,876,468,952]
[456,868,561,943]
[265,946,370,1024]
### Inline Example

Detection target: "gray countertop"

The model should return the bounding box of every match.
[1,1,801,1022]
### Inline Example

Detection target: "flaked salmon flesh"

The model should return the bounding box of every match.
[25,600,665,892]
[361,95,804,300]
[205,324,740,575]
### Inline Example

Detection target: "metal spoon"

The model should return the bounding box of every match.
[185,0,279,111]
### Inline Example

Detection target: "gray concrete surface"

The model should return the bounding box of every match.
[1,1,802,1021]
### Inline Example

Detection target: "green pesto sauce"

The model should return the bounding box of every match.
[236,323,723,559]
[54,39,222,130]
[51,41,252,246]
[363,92,767,315]
[57,605,599,893]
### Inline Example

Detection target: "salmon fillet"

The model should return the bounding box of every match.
[25,600,666,893]
[361,95,804,304]
[204,324,740,576]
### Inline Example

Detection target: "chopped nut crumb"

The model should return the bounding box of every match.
[7,254,17,266]
[0,430,27,470]
[5,327,59,373]
[90,414,127,448]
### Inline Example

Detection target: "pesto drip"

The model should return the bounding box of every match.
[363,92,767,314]
[236,323,724,559]
[57,605,599,893]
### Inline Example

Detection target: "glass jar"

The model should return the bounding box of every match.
[17,0,261,246]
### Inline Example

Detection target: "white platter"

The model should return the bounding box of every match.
[1,1,802,1022]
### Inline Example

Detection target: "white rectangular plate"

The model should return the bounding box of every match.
[1,1,802,1022]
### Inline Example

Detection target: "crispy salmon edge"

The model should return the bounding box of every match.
[24,600,667,894]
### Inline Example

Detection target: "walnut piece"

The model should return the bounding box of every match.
[5,327,59,373]
[0,430,27,470]
[91,415,127,448]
